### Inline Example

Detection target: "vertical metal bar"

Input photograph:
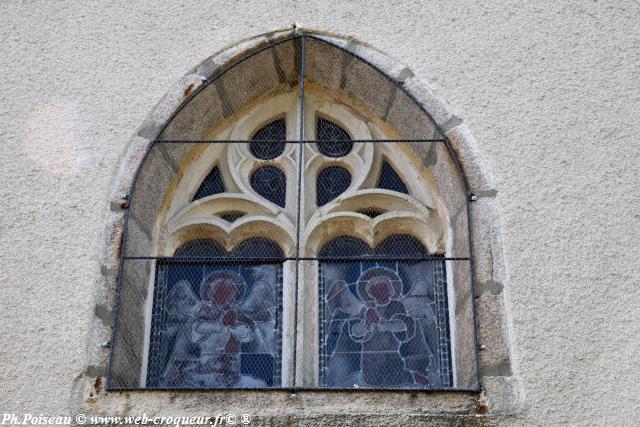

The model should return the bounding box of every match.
[292,34,306,391]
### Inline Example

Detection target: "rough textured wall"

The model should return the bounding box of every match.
[0,1,638,425]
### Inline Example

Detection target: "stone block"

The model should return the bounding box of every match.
[482,376,522,415]
[444,124,495,193]
[470,198,506,287]
[305,38,346,90]
[99,212,125,275]
[402,76,456,127]
[385,89,438,140]
[214,47,281,116]
[476,295,511,377]
[449,260,478,389]
[109,136,152,210]
[344,42,409,83]
[343,58,396,118]
[159,81,226,140]
[128,146,176,235]
[271,39,298,85]
[109,322,143,388]
[422,141,467,221]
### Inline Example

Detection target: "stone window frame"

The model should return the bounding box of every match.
[81,28,521,420]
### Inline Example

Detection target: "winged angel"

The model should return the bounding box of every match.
[159,269,276,387]
[325,266,440,387]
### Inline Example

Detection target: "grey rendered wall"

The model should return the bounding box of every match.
[0,1,639,425]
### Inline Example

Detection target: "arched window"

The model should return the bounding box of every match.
[108,35,477,391]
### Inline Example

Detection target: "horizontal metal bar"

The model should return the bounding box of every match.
[106,385,481,393]
[122,256,471,262]
[153,138,446,144]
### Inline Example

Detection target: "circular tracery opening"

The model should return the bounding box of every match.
[316,117,353,158]
[317,165,351,206]
[250,165,286,207]
[250,118,286,160]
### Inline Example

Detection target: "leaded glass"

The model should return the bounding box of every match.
[377,161,408,194]
[316,166,351,206]
[250,119,286,160]
[146,238,283,389]
[316,117,353,157]
[319,235,452,389]
[219,212,246,223]
[192,167,225,201]
[250,166,286,207]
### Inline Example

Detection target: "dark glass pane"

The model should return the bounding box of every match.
[174,239,226,258]
[316,117,353,157]
[219,212,245,223]
[235,237,285,259]
[193,167,225,201]
[250,166,286,208]
[375,234,427,258]
[319,235,451,389]
[250,119,286,160]
[356,208,385,218]
[377,161,408,194]
[317,166,351,206]
[319,236,370,258]
[147,238,283,389]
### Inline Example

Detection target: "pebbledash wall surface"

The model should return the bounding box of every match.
[0,1,639,426]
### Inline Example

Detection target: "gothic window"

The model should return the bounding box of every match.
[108,35,476,391]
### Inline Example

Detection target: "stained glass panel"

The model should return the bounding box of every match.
[319,236,452,389]
[377,161,409,194]
[316,166,351,206]
[146,238,283,389]
[250,166,286,208]
[192,167,225,201]
[250,119,286,160]
[316,117,353,157]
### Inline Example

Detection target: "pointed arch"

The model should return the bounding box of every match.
[101,29,513,406]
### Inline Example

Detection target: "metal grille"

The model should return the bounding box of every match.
[250,119,287,160]
[318,236,452,389]
[108,34,479,392]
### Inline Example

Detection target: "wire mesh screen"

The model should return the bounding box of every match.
[108,34,478,392]
[318,236,452,389]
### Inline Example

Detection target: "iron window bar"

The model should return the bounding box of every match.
[153,139,447,144]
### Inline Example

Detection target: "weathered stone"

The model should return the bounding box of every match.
[445,124,495,193]
[215,47,281,115]
[209,36,270,70]
[482,376,522,415]
[305,38,346,90]
[150,73,205,129]
[476,295,511,377]
[449,259,477,389]
[470,198,506,286]
[271,38,298,85]
[109,136,152,210]
[109,322,143,388]
[423,141,467,220]
[386,88,437,140]
[345,42,409,83]
[343,58,396,118]
[402,76,456,127]
[453,205,471,258]
[128,146,176,234]
[99,211,125,275]
[159,81,226,140]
